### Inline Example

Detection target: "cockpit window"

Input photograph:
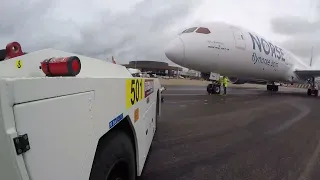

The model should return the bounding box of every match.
[182,27,198,33]
[196,27,211,34]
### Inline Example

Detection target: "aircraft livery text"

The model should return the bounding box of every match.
[249,32,285,62]
[252,52,278,68]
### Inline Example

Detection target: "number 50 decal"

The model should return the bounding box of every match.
[126,78,145,109]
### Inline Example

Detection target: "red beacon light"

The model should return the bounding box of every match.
[40,56,81,77]
[5,42,24,60]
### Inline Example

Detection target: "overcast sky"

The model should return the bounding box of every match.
[1,0,319,67]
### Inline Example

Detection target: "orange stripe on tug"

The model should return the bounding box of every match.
[40,56,81,77]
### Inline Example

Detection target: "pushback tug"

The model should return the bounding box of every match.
[0,42,164,180]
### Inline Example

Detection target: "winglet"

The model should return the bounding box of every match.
[112,56,116,64]
[310,46,314,67]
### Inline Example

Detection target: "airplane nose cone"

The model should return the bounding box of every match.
[165,37,185,64]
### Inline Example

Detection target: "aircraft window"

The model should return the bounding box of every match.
[196,27,211,34]
[182,27,198,33]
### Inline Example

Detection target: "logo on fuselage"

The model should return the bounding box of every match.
[249,32,285,62]
[252,52,278,68]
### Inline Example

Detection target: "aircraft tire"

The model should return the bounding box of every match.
[213,85,221,94]
[307,89,318,97]
[267,85,272,91]
[307,89,311,96]
[267,85,278,91]
[314,90,318,97]
[207,84,221,94]
[207,84,213,94]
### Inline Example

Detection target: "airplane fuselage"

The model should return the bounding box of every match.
[165,22,311,84]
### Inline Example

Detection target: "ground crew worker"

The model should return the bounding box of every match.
[222,76,229,95]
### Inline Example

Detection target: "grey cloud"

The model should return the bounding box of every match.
[0,0,203,64]
[271,16,320,64]
[270,1,320,64]
[270,16,320,35]
[281,38,319,61]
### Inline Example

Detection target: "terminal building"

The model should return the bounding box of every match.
[122,60,183,76]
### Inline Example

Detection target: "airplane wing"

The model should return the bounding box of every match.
[295,70,320,80]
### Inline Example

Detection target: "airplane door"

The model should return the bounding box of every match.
[231,27,246,50]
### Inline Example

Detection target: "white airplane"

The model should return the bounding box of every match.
[165,22,320,96]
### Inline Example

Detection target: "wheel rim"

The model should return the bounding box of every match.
[108,159,129,180]
[215,87,220,93]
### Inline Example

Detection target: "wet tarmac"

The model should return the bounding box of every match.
[140,85,320,180]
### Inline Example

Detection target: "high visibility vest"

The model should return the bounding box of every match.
[223,77,228,87]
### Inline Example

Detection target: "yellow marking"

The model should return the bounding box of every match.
[134,108,140,122]
[126,78,145,109]
[16,60,23,69]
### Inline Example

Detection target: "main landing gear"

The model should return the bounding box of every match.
[207,81,221,94]
[266,83,278,92]
[307,77,318,97]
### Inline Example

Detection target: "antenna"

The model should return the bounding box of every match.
[310,46,314,67]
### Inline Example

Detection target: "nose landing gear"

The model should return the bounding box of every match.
[207,81,221,94]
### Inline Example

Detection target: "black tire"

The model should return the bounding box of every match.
[267,85,278,92]
[207,84,213,94]
[267,85,271,91]
[89,130,136,180]
[213,85,221,94]
[307,89,311,96]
